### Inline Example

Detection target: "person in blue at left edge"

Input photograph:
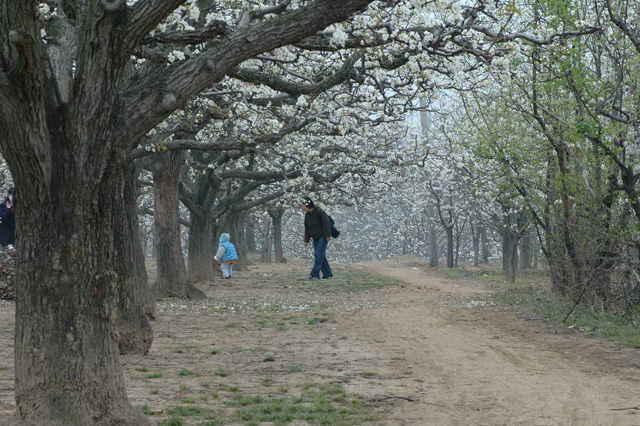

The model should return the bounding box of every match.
[0,187,15,247]
[301,196,333,281]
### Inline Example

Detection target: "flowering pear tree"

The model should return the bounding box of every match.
[0,0,386,423]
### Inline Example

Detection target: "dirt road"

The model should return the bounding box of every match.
[349,262,640,425]
[1,257,639,425]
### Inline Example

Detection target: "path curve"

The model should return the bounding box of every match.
[340,261,640,425]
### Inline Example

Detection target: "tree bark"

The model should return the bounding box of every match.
[14,168,150,425]
[260,215,272,263]
[503,212,519,283]
[428,206,439,267]
[446,224,454,268]
[481,227,490,264]
[0,0,381,422]
[519,230,532,271]
[270,207,287,263]
[114,161,154,355]
[187,211,216,282]
[151,151,206,299]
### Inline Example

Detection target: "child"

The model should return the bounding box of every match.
[214,233,238,279]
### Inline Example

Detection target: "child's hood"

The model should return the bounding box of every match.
[219,233,231,243]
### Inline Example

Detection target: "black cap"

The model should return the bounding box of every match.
[302,196,314,208]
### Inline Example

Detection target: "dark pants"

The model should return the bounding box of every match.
[311,237,333,279]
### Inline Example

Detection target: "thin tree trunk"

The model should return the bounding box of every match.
[271,208,287,263]
[519,231,532,271]
[260,215,272,263]
[481,227,490,264]
[428,206,438,267]
[446,224,454,268]
[471,222,481,267]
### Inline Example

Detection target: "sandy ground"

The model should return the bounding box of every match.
[1,257,640,425]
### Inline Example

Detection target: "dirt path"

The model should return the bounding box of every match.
[1,258,640,425]
[348,262,640,425]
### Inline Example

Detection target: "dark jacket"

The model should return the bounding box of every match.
[0,198,15,247]
[304,206,331,242]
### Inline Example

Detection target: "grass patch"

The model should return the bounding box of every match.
[306,315,331,325]
[166,405,206,416]
[324,266,403,292]
[233,383,378,425]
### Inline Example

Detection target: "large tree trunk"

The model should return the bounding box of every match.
[1,1,387,422]
[14,168,150,425]
[151,151,206,299]
[114,161,154,355]
[187,212,215,283]
[184,163,220,283]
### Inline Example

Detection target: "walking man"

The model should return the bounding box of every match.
[302,196,333,280]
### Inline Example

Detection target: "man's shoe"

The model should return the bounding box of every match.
[321,276,331,280]
[309,276,320,281]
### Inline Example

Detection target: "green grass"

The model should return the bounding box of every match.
[320,266,403,292]
[166,405,205,416]
[232,383,378,426]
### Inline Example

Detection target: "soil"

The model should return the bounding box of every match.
[1,257,640,425]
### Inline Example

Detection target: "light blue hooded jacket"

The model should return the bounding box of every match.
[217,233,238,263]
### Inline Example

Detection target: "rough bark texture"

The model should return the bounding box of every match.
[271,207,287,264]
[427,206,439,267]
[260,215,272,263]
[14,169,151,426]
[187,212,216,282]
[0,0,376,422]
[151,151,206,299]
[114,162,154,355]
[185,168,220,283]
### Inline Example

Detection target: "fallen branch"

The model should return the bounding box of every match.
[369,396,418,402]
